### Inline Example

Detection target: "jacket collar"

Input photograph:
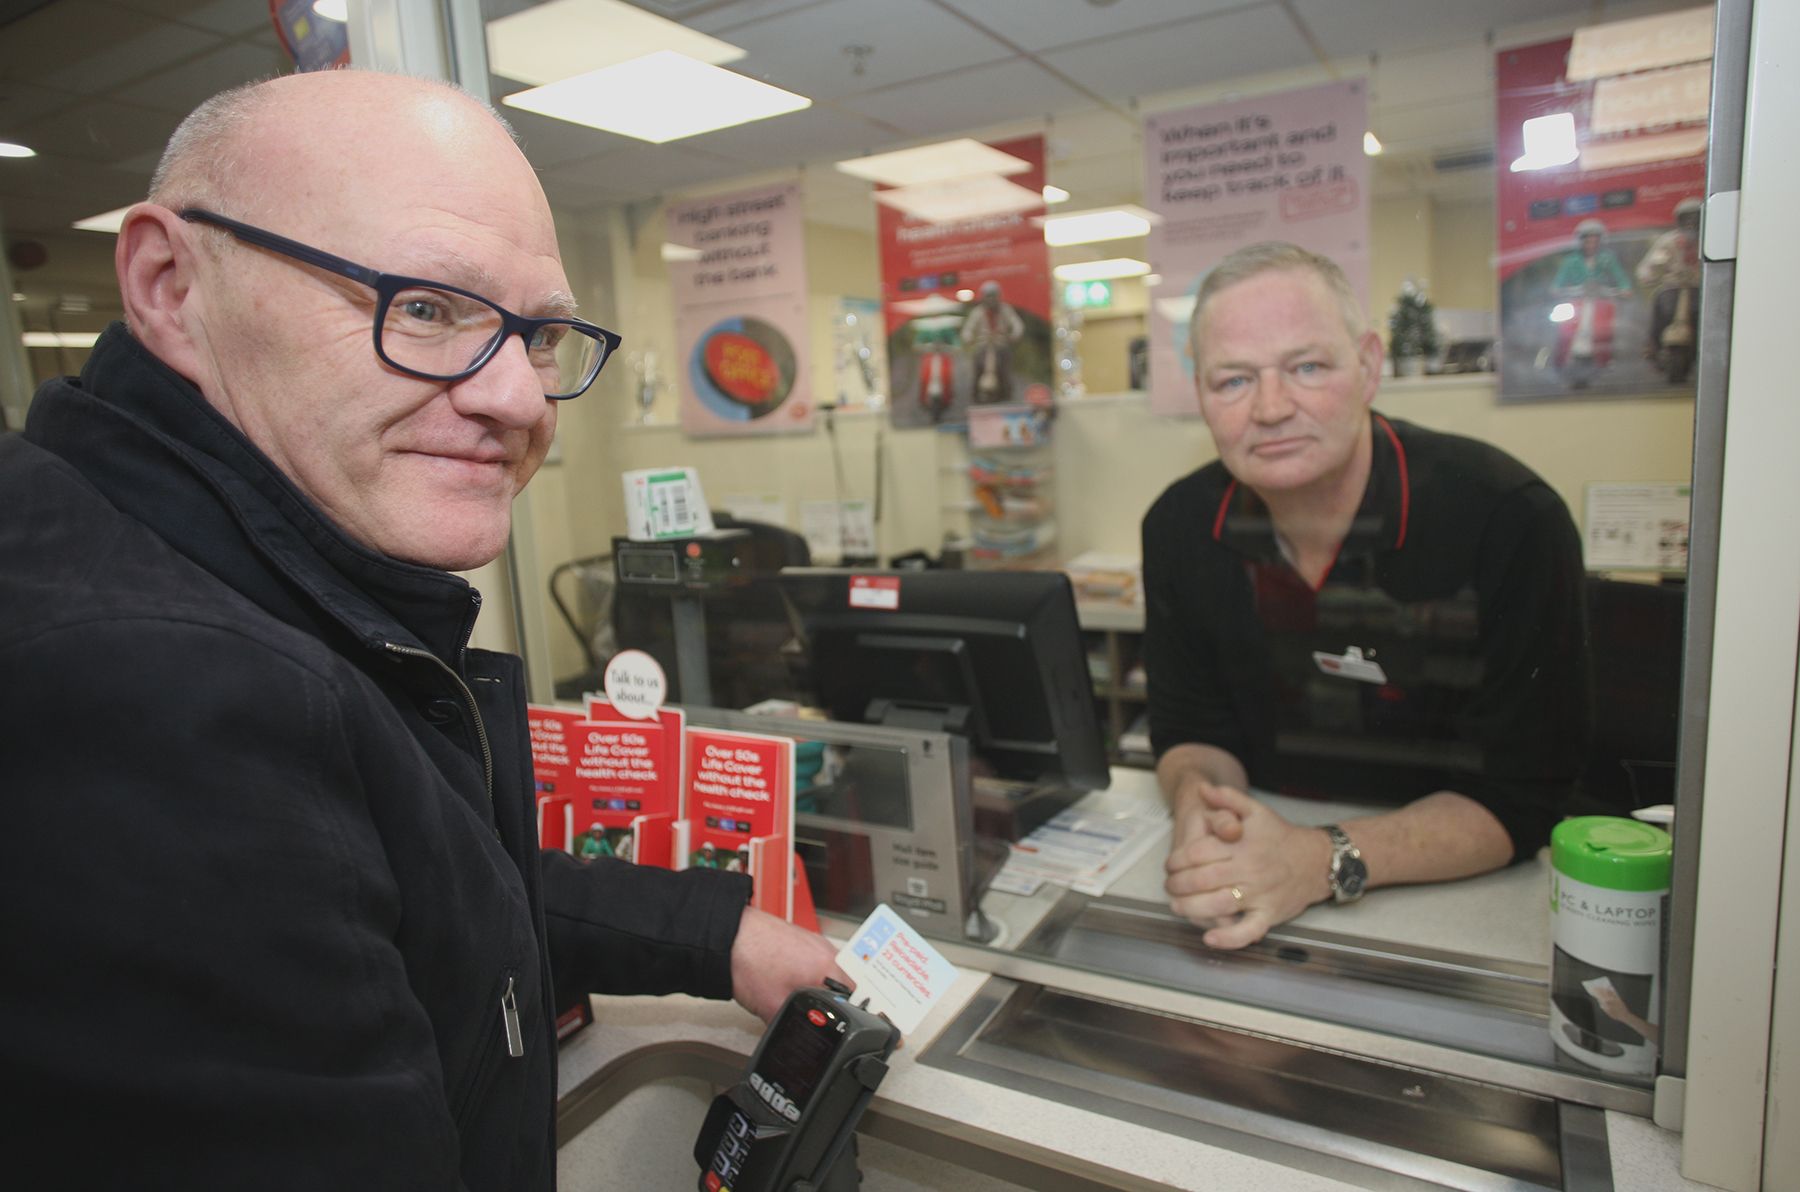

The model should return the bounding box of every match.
[1211,412,1412,565]
[26,324,481,666]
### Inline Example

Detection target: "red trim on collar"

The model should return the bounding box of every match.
[1212,479,1239,540]
[1375,414,1410,550]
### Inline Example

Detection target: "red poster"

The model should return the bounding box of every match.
[681,727,795,921]
[526,702,685,866]
[1495,35,1706,399]
[878,136,1052,429]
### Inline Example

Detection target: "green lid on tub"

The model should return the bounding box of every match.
[1552,816,1672,891]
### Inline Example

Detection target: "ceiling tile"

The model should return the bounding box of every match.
[1041,5,1316,103]
[1290,0,1572,58]
[107,0,282,37]
[685,0,835,35]
[110,40,288,114]
[3,2,224,94]
[0,82,84,137]
[939,0,1250,53]
[719,0,1016,102]
[838,58,1086,140]
[539,141,742,203]
[15,99,179,169]
[676,103,896,168]
[496,99,640,169]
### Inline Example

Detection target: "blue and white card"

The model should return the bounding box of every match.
[835,903,958,1035]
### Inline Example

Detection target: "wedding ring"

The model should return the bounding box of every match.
[1230,885,1244,905]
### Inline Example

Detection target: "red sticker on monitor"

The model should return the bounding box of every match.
[703,332,780,404]
[848,576,900,611]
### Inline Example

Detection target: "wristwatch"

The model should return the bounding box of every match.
[1322,824,1367,904]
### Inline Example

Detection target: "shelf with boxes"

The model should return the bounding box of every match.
[1067,553,1149,767]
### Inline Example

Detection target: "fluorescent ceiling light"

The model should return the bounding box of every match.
[1143,274,1162,287]
[0,141,35,158]
[1590,63,1711,136]
[955,288,976,301]
[1041,205,1160,247]
[72,206,132,233]
[660,242,704,262]
[1549,303,1576,324]
[835,138,1030,187]
[487,0,743,86]
[1567,6,1716,81]
[312,0,346,22]
[23,331,101,349]
[873,174,1042,224]
[1041,185,1070,204]
[1510,113,1579,172]
[890,294,966,317]
[1363,130,1384,156]
[502,52,810,144]
[1054,258,1151,283]
[1580,127,1708,171]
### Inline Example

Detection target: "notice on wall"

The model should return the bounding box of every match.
[1584,482,1691,571]
[877,136,1052,430]
[1142,80,1370,416]
[667,182,813,436]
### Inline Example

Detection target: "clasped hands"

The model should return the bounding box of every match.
[1164,777,1331,949]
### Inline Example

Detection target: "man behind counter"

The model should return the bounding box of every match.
[1144,242,1589,950]
[0,71,839,1186]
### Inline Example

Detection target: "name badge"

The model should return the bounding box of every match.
[1312,645,1388,685]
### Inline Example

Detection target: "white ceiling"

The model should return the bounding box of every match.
[1,0,1690,326]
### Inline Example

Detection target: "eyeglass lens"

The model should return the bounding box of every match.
[380,285,604,398]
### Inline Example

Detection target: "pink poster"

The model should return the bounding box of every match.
[1142,80,1370,417]
[666,182,814,436]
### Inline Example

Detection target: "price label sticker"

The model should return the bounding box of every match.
[603,649,667,721]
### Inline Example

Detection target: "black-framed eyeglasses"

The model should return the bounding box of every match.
[179,208,620,401]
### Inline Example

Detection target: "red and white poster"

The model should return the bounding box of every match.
[1495,29,1708,400]
[679,726,795,921]
[667,182,814,436]
[526,702,686,867]
[877,135,1052,429]
[1142,80,1370,417]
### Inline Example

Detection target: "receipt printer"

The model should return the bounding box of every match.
[694,980,900,1192]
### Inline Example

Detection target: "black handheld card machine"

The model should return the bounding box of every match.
[694,979,900,1192]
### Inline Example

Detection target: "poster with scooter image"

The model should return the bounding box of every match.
[1494,34,1705,401]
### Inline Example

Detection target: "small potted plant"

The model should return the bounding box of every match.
[1388,280,1441,378]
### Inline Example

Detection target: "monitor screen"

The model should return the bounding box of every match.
[776,568,1109,793]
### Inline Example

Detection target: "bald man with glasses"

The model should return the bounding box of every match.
[0,70,840,1188]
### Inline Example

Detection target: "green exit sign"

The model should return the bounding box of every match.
[1063,280,1114,310]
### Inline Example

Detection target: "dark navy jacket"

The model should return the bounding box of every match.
[0,325,751,1189]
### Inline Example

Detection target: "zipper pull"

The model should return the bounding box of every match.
[501,975,525,1058]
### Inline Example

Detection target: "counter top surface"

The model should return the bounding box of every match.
[558,974,1710,1191]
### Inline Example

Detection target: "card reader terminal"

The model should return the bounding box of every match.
[694,979,900,1192]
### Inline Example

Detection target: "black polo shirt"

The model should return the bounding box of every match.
[1142,414,1590,857]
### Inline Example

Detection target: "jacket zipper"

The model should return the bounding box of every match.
[500,973,525,1058]
[453,968,525,1129]
[381,640,495,811]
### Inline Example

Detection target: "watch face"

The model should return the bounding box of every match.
[1336,856,1368,899]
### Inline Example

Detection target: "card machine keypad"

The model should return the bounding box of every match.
[695,981,899,1192]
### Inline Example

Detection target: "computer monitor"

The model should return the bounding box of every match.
[775,568,1110,794]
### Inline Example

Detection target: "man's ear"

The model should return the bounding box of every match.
[116,204,207,382]
[1356,329,1384,405]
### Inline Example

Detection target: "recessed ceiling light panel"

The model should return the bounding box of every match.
[1053,257,1151,282]
[487,0,745,86]
[502,52,811,144]
[835,138,1030,187]
[1040,205,1161,247]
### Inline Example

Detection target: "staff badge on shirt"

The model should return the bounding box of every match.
[1312,645,1389,684]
